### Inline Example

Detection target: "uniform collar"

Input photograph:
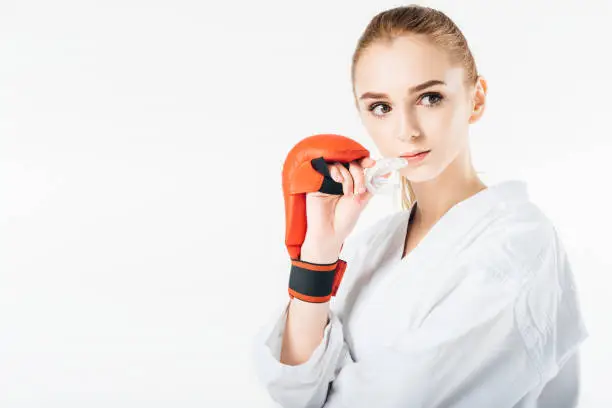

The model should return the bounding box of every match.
[396,179,530,267]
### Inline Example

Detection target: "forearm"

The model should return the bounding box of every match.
[280,240,341,366]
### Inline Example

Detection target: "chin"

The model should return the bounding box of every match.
[399,166,437,183]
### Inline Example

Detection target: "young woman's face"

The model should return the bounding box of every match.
[353,35,479,182]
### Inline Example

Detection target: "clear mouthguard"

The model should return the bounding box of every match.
[364,157,409,195]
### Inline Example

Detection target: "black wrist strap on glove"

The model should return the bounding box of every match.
[288,258,347,303]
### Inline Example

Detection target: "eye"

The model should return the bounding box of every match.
[419,92,444,107]
[368,102,392,118]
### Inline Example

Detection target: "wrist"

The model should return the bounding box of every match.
[300,240,341,264]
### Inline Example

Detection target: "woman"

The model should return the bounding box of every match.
[252,5,588,408]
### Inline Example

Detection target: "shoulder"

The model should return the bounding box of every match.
[469,200,559,286]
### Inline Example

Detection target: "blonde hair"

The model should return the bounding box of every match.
[351,5,480,211]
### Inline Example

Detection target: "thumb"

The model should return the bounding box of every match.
[354,189,373,206]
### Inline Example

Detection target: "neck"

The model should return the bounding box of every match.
[410,148,487,229]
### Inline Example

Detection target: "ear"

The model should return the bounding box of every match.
[469,76,487,124]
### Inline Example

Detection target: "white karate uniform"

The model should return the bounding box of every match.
[252,180,588,408]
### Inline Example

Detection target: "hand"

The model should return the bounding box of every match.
[303,156,376,251]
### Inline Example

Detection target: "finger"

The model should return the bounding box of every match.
[329,164,343,183]
[335,162,353,196]
[348,161,366,195]
[327,164,342,183]
[359,156,376,168]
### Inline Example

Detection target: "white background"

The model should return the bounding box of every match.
[1,0,610,406]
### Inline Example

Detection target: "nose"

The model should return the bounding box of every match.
[396,109,420,141]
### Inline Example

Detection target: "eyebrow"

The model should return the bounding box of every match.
[358,79,446,100]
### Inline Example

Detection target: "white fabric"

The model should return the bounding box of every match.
[252,180,589,408]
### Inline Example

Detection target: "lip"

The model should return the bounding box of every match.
[400,150,430,159]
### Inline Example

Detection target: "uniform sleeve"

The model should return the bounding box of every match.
[513,227,589,406]
[251,301,354,408]
[322,224,588,408]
